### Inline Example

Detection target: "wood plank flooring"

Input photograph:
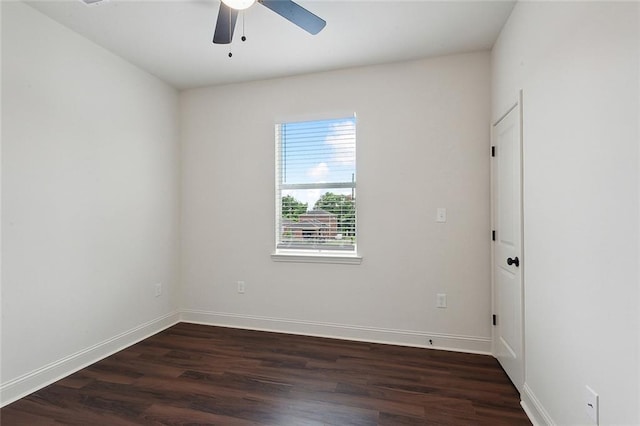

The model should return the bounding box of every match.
[1,323,530,425]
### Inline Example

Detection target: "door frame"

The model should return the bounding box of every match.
[490,90,525,392]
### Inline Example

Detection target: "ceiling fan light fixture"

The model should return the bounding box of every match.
[213,0,326,44]
[221,0,255,11]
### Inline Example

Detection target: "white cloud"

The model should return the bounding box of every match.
[307,162,330,180]
[325,120,356,166]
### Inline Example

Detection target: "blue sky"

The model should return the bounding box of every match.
[281,117,356,209]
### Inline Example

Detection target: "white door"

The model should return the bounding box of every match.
[491,96,524,392]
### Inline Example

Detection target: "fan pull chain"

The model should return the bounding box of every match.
[228,9,233,57]
[241,12,247,42]
[229,12,246,58]
[228,14,233,57]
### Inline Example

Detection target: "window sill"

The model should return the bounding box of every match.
[271,251,363,265]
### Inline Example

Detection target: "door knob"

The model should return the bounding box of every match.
[507,257,520,267]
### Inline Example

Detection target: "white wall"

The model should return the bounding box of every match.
[1,2,180,404]
[180,52,493,352]
[492,2,639,424]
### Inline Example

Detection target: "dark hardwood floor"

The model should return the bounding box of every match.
[1,323,530,425]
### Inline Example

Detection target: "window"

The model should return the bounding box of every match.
[275,116,358,260]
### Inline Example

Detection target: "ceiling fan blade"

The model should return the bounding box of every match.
[213,2,239,44]
[259,0,326,35]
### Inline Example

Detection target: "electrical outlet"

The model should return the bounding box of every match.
[237,281,245,294]
[155,283,162,297]
[585,386,599,424]
[436,293,447,308]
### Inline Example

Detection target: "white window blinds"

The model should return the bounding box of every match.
[275,116,356,253]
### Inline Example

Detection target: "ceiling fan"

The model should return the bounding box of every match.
[213,0,326,44]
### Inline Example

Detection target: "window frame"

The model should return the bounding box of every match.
[272,114,362,264]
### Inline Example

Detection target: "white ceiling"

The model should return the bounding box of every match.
[25,0,516,90]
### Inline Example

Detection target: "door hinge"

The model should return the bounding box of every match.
[492,314,497,326]
[491,146,496,157]
[492,230,496,241]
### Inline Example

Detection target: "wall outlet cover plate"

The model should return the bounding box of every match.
[585,385,598,425]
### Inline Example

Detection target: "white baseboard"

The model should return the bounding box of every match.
[180,309,492,354]
[521,382,554,426]
[0,311,180,407]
